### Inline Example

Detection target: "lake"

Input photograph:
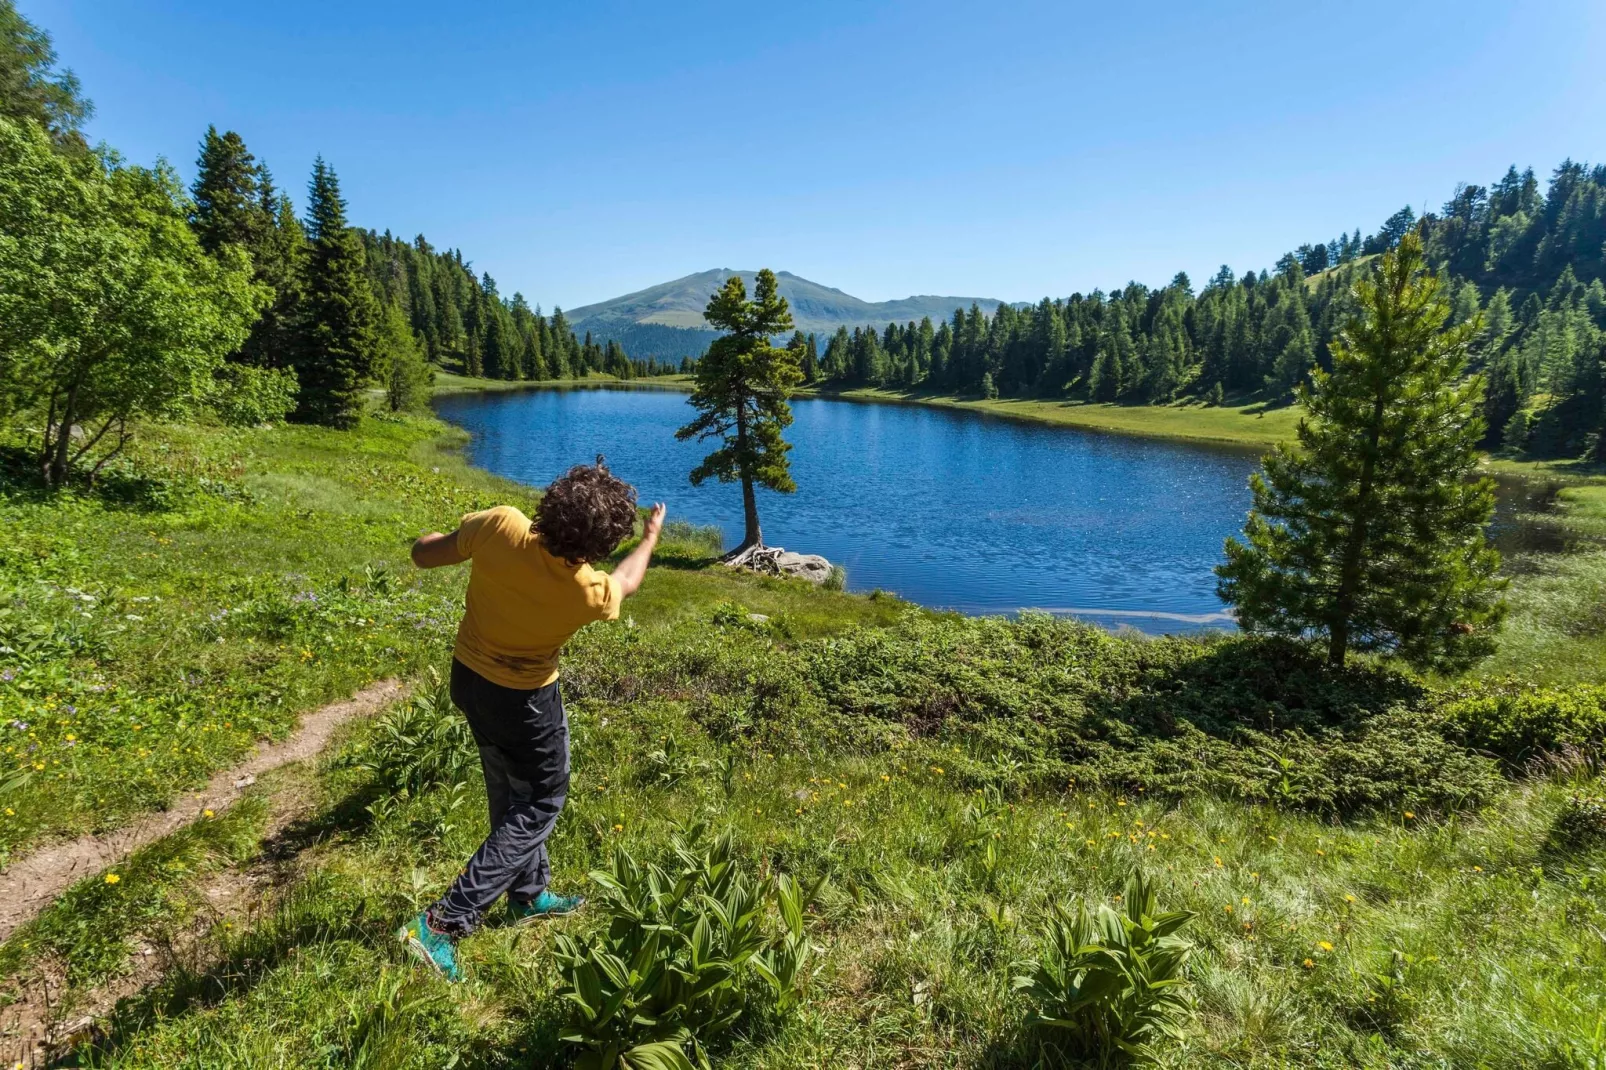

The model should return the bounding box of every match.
[434,386,1264,632]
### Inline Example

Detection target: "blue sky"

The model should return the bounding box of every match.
[28,0,1606,310]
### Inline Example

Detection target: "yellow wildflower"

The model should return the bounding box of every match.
[104,873,120,885]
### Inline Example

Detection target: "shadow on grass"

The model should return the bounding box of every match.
[0,444,191,513]
[66,778,392,1063]
[1092,636,1424,739]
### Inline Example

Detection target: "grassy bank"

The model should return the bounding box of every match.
[1477,469,1606,684]
[2,412,1603,1068]
[808,388,1304,450]
[431,372,1298,451]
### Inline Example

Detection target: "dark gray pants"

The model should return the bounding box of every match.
[427,659,570,936]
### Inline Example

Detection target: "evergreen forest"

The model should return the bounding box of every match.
[807,167,1606,460]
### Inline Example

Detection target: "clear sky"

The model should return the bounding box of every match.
[26,0,1606,310]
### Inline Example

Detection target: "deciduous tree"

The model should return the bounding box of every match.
[0,118,261,484]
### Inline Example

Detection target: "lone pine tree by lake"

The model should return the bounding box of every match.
[676,268,804,556]
[4,1,1606,1065]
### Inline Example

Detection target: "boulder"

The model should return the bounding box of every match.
[723,544,834,585]
[773,551,833,584]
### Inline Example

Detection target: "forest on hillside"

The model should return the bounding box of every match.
[808,164,1606,460]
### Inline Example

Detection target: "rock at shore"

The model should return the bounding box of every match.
[723,544,834,585]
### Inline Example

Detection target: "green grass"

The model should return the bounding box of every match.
[0,415,898,860]
[70,686,1606,1068]
[804,388,1303,449]
[1478,469,1606,685]
[4,410,1606,1068]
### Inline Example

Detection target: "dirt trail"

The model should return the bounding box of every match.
[0,678,406,944]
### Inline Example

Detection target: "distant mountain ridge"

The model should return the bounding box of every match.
[564,269,1009,360]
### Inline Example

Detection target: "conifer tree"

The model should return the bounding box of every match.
[235,179,307,369]
[1216,231,1505,671]
[292,158,380,427]
[377,302,431,411]
[676,268,802,553]
[190,126,265,254]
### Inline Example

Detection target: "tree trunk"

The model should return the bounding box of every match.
[740,472,762,550]
[734,400,762,551]
[46,381,79,488]
[1329,392,1387,667]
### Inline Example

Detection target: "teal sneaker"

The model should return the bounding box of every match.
[400,911,460,981]
[508,889,586,924]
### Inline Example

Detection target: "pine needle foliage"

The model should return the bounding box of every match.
[675,269,802,552]
[1216,230,1505,671]
[292,157,380,428]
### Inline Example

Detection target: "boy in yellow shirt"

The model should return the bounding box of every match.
[400,460,665,980]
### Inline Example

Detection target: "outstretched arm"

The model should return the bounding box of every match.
[610,503,666,599]
[411,529,468,569]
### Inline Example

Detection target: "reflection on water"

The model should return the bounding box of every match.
[1488,474,1578,559]
[433,387,1576,634]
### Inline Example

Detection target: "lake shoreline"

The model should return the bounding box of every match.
[432,371,1293,451]
[434,371,1606,485]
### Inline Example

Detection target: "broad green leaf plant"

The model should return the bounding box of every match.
[1013,866,1198,1067]
[555,823,822,1070]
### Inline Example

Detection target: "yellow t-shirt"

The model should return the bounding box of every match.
[451,505,622,689]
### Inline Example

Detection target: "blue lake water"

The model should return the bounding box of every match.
[433,387,1263,632]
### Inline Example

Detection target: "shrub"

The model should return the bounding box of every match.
[554,824,820,1070]
[1012,867,1197,1067]
[1546,790,1606,853]
[1437,683,1606,770]
[209,364,298,426]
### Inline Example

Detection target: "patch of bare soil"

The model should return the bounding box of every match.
[0,678,405,944]
[0,678,408,1066]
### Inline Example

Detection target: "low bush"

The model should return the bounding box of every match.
[1437,683,1606,770]
[554,824,820,1070]
[1546,789,1606,853]
[356,669,476,794]
[1012,866,1198,1067]
[560,611,1529,815]
[208,364,298,427]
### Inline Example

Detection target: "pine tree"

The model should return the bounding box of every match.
[1216,231,1505,671]
[235,180,307,369]
[190,126,266,254]
[1088,339,1122,401]
[292,158,380,427]
[675,269,802,553]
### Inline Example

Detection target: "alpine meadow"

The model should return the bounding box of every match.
[3,3,1606,1069]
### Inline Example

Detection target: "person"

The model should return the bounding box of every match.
[399,459,666,981]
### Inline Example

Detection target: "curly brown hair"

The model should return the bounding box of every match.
[534,457,638,564]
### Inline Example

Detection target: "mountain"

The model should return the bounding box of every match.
[564,269,1009,360]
